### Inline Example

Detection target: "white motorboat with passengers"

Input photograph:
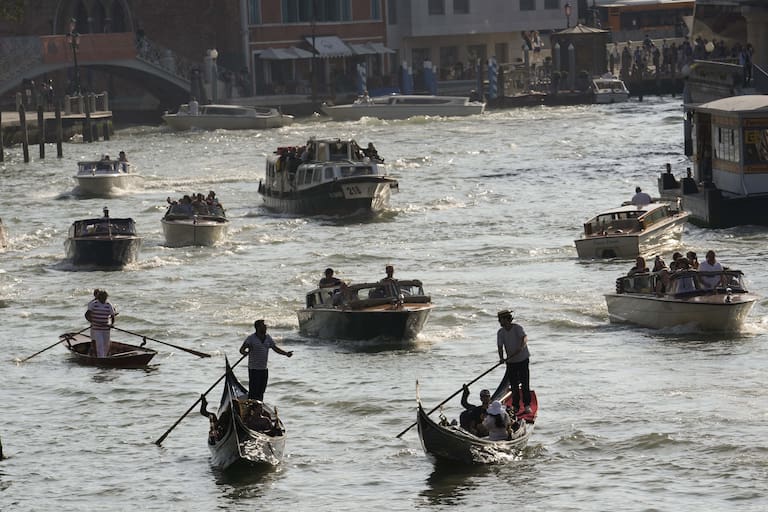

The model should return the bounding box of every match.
[591,75,630,104]
[73,157,137,197]
[161,200,228,247]
[606,268,757,331]
[162,103,294,131]
[321,94,485,121]
[575,201,689,259]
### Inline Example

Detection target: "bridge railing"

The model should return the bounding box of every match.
[136,37,195,84]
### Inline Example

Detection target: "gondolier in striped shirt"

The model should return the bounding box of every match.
[239,319,293,401]
[85,289,117,357]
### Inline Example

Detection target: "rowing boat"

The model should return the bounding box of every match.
[59,332,157,368]
[207,359,286,469]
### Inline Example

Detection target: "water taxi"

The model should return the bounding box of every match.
[321,94,485,121]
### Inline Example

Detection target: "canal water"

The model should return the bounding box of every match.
[1,97,767,511]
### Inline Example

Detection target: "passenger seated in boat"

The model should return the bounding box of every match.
[668,252,684,271]
[364,142,380,161]
[243,400,274,432]
[699,250,725,289]
[686,251,699,270]
[200,394,222,444]
[459,386,490,436]
[653,256,670,296]
[332,282,350,307]
[627,256,649,276]
[482,400,511,441]
[319,267,342,288]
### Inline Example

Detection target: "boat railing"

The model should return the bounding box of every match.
[617,270,747,297]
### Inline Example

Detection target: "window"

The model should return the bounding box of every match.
[453,0,469,14]
[519,0,535,11]
[544,0,559,9]
[248,0,261,24]
[282,0,351,23]
[371,0,381,20]
[494,42,508,63]
[429,0,445,15]
[713,125,741,163]
[467,44,486,62]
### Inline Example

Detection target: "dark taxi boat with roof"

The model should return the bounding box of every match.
[65,207,142,268]
[297,279,433,341]
[258,137,398,215]
[575,201,689,259]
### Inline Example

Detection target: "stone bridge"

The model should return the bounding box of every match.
[0,33,198,108]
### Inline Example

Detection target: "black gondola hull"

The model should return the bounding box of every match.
[65,237,142,268]
[297,307,432,341]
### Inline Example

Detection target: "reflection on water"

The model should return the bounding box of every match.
[420,460,490,507]
[213,463,283,501]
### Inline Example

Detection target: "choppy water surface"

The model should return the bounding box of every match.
[2,98,767,511]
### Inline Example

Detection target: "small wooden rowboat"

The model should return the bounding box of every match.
[59,332,157,368]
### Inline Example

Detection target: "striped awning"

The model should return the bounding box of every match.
[305,35,352,58]
[349,42,396,55]
[258,47,314,60]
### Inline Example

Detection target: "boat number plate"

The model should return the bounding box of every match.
[344,185,368,197]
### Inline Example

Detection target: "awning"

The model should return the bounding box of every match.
[304,35,352,57]
[348,42,396,56]
[258,47,314,60]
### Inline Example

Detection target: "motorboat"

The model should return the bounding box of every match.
[574,201,689,259]
[415,378,538,464]
[206,358,286,469]
[258,137,399,215]
[321,94,485,121]
[297,279,433,341]
[161,103,294,131]
[605,268,757,331]
[59,332,157,368]
[73,158,137,197]
[65,207,142,268]
[161,200,228,247]
[591,75,630,104]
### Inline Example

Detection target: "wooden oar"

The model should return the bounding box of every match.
[154,353,247,446]
[110,325,211,358]
[17,326,89,363]
[395,359,507,439]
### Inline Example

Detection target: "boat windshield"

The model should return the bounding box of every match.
[618,270,748,296]
[76,220,135,237]
[165,203,225,218]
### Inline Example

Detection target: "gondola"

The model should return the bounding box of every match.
[207,359,286,469]
[416,380,538,464]
[59,332,157,368]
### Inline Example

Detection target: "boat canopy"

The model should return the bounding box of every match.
[617,269,748,298]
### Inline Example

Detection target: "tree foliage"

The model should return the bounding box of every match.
[0,0,25,23]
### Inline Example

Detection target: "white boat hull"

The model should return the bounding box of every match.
[593,91,630,104]
[605,293,756,331]
[161,218,228,247]
[575,211,688,259]
[162,113,293,131]
[74,174,137,196]
[321,95,485,121]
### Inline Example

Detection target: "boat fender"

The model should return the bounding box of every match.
[616,278,624,294]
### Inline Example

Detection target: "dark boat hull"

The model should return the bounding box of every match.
[416,395,535,464]
[259,177,395,215]
[297,307,432,340]
[65,237,142,268]
[60,333,156,368]
[209,362,286,469]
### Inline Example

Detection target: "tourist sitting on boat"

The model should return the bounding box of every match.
[200,394,222,445]
[459,386,491,436]
[686,251,699,270]
[627,256,649,276]
[364,142,381,161]
[332,282,352,307]
[669,252,684,271]
[319,268,342,288]
[482,400,511,441]
[631,187,652,206]
[242,400,274,432]
[652,256,670,296]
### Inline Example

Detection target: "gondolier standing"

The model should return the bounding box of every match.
[497,309,532,416]
[85,289,116,357]
[239,319,293,401]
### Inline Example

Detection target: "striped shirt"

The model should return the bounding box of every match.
[242,333,275,370]
[88,301,115,331]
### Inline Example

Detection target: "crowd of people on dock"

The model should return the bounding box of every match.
[610,35,754,85]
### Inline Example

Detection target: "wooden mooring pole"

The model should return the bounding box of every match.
[19,105,29,163]
[84,94,92,143]
[55,102,63,158]
[0,110,4,162]
[37,105,45,159]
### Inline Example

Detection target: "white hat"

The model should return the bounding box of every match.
[487,400,504,416]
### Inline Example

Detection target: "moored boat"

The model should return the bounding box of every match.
[575,201,689,259]
[73,158,137,197]
[297,279,433,341]
[207,359,286,469]
[65,207,142,268]
[162,103,293,131]
[321,94,485,121]
[605,268,757,331]
[59,332,157,368]
[161,199,228,247]
[258,137,399,215]
[591,75,630,104]
[416,382,538,464]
